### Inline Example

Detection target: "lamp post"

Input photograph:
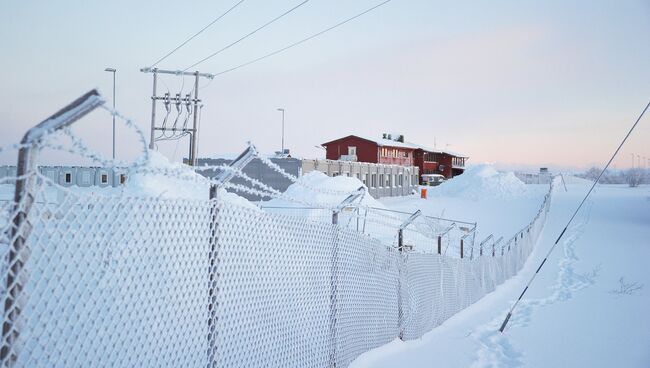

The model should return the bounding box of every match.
[277,108,285,155]
[104,68,116,159]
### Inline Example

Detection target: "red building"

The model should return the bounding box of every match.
[413,149,468,179]
[321,135,416,166]
[322,134,468,182]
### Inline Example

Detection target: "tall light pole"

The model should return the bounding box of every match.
[277,108,285,155]
[104,68,116,159]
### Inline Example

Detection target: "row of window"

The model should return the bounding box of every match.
[423,152,444,162]
[423,153,465,167]
[61,172,126,185]
[330,171,417,189]
[380,147,409,159]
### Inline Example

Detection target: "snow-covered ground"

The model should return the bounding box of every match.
[351,183,650,367]
[381,166,549,245]
[3,158,647,367]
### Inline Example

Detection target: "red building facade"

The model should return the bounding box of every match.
[321,135,415,166]
[322,135,467,182]
[413,150,467,179]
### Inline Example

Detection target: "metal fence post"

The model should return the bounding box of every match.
[329,210,339,368]
[479,235,493,258]
[1,90,104,366]
[329,187,365,367]
[493,237,503,257]
[460,227,475,260]
[207,185,219,367]
[397,210,421,340]
[207,145,258,367]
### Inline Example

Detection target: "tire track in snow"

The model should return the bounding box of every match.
[469,200,598,368]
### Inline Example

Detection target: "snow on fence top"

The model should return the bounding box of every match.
[0,91,554,367]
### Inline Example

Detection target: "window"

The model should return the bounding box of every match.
[64,173,72,183]
[120,174,126,184]
[371,174,377,188]
[365,173,370,186]
[385,175,390,188]
[101,174,108,184]
[348,146,357,156]
[379,174,384,188]
[399,174,403,186]
[81,172,91,185]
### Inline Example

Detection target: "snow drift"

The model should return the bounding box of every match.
[124,151,257,209]
[265,171,385,208]
[429,165,529,200]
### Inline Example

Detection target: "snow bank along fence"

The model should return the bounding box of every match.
[0,91,553,367]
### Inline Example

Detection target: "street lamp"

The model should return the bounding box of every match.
[277,108,285,155]
[104,68,116,159]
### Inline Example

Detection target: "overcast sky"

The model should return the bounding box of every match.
[1,0,649,171]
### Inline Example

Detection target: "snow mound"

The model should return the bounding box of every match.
[124,151,209,200]
[124,151,258,210]
[429,165,528,200]
[266,171,385,208]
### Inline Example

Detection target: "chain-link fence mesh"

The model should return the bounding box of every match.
[0,93,553,367]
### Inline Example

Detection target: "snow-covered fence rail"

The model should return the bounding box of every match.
[0,91,553,367]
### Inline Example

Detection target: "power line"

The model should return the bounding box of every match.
[149,0,247,68]
[211,0,393,77]
[184,0,312,71]
[499,99,650,333]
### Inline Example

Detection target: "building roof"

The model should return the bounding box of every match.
[322,134,468,158]
[321,134,420,150]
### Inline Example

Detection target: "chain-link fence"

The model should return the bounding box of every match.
[0,91,553,367]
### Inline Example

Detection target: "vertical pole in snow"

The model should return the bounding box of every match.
[149,68,157,150]
[460,238,464,259]
[189,71,200,166]
[437,236,441,255]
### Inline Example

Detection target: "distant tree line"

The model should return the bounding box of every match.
[576,167,649,187]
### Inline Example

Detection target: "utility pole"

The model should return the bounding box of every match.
[141,67,214,166]
[277,108,285,155]
[104,68,116,159]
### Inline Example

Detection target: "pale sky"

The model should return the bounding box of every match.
[1,0,649,171]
